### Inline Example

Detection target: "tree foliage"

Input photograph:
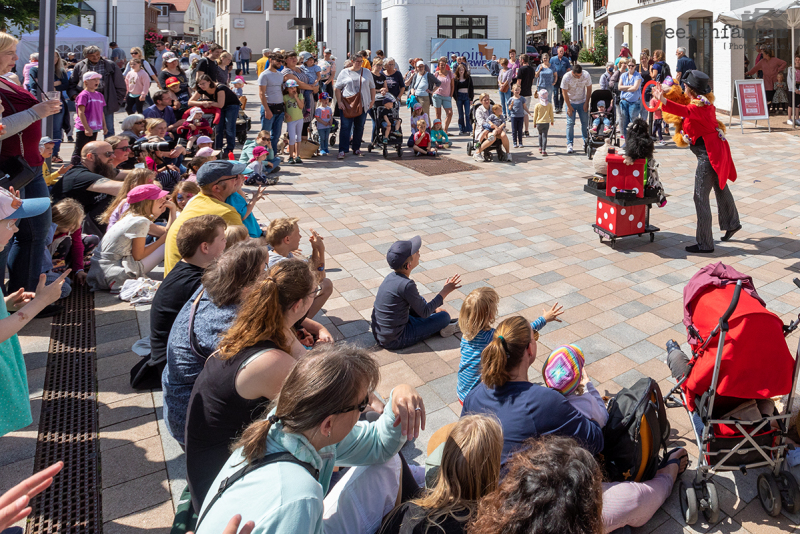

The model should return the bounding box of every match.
[550,0,565,30]
[561,29,571,42]
[294,34,317,55]
[0,0,79,35]
[593,25,608,65]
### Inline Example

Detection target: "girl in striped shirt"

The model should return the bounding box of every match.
[456,287,563,402]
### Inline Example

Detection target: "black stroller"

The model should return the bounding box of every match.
[367,100,404,159]
[236,109,251,146]
[586,89,619,160]
[465,98,508,162]
[310,118,339,148]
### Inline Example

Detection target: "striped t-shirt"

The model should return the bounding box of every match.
[457,316,547,402]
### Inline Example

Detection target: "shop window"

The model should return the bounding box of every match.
[274,0,290,10]
[242,0,262,12]
[347,20,371,55]
[437,16,487,39]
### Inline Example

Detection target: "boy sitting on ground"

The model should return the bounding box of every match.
[266,217,333,320]
[371,235,462,350]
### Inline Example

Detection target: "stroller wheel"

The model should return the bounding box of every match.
[679,481,698,525]
[383,146,388,159]
[778,472,800,514]
[758,472,783,517]
[331,135,337,146]
[466,142,473,156]
[368,143,373,153]
[397,148,403,158]
[702,482,720,524]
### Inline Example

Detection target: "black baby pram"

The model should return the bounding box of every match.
[586,89,619,160]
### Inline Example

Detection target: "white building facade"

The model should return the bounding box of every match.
[201,0,216,41]
[215,0,299,53]
[320,0,528,71]
[606,0,776,113]
[82,0,147,53]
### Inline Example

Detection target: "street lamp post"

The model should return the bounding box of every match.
[112,0,118,43]
[265,10,270,50]
[349,0,356,57]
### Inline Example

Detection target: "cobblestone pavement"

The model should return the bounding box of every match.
[4,70,800,533]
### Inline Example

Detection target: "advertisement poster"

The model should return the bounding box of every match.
[735,79,769,121]
[430,39,511,70]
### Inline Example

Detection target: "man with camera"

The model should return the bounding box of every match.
[50,141,124,237]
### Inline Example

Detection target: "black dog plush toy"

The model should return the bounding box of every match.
[623,118,653,165]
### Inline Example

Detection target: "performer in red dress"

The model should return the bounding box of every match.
[652,71,742,253]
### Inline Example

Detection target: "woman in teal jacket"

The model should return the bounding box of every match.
[195,343,425,534]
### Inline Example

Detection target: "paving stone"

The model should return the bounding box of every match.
[101,435,165,488]
[101,470,171,522]
[103,500,174,534]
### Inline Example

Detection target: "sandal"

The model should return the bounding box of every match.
[659,448,689,476]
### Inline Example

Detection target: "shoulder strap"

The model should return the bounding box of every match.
[188,289,208,359]
[195,452,319,530]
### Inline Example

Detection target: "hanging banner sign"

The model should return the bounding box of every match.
[430,38,511,69]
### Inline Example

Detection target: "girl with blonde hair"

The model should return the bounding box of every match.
[456,288,561,403]
[98,168,156,228]
[379,415,503,534]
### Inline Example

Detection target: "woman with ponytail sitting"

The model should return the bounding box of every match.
[461,316,604,466]
[378,414,503,534]
[185,258,333,510]
[194,343,426,534]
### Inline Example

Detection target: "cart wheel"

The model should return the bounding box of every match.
[680,481,699,525]
[778,472,800,514]
[498,151,507,162]
[611,238,617,249]
[758,472,783,517]
[703,482,720,524]
[383,146,389,159]
[650,232,655,242]
[466,142,473,156]
[485,152,493,162]
[367,143,373,153]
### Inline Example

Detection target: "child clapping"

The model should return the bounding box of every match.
[542,345,608,427]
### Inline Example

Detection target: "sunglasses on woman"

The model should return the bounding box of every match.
[332,394,370,415]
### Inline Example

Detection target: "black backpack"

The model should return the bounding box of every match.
[601,378,670,482]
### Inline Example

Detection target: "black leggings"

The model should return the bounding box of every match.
[71,130,97,165]
[125,95,145,115]
[512,116,524,145]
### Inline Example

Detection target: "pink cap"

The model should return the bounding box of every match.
[196,147,221,157]
[127,184,168,204]
[249,146,268,162]
[83,71,103,82]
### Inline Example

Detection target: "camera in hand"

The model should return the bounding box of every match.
[131,138,176,155]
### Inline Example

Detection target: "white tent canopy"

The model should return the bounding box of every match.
[14,23,109,75]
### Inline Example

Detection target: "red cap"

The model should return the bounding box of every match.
[165,76,180,86]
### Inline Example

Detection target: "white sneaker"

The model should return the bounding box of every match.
[788,120,794,125]
[567,143,574,153]
[657,141,667,146]
[506,153,512,162]
[473,152,484,162]
[440,319,461,337]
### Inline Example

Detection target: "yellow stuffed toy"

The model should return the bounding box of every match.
[659,78,726,148]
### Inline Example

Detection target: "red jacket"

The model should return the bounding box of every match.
[661,98,737,189]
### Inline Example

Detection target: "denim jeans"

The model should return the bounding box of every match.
[619,99,642,141]
[217,104,239,157]
[50,107,67,158]
[260,106,285,155]
[318,127,331,152]
[382,311,452,350]
[499,90,511,119]
[266,156,281,174]
[340,111,367,154]
[566,104,589,146]
[104,112,116,135]
[0,169,52,292]
[456,93,471,133]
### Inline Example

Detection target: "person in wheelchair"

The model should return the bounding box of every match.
[590,100,612,134]
[376,94,402,145]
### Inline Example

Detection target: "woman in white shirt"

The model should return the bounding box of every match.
[334,52,376,160]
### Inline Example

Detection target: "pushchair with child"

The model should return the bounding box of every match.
[465,98,508,162]
[309,117,339,148]
[665,265,800,525]
[586,89,619,160]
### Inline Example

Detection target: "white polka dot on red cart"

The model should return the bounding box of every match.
[637,222,643,229]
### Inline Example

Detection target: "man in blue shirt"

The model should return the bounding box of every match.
[549,47,571,113]
[675,47,697,89]
[143,90,183,139]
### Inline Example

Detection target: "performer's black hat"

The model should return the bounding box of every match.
[684,71,710,95]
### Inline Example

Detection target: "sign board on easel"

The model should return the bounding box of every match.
[734,79,770,134]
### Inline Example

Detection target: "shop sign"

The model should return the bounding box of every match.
[430,38,511,69]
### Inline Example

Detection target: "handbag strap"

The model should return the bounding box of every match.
[188,289,209,359]
[194,452,318,530]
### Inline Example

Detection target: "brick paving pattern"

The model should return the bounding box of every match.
[3,68,800,533]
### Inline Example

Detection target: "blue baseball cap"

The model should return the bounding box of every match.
[0,188,50,220]
[386,235,422,270]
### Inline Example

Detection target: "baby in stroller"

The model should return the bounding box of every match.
[376,94,402,145]
[591,100,612,134]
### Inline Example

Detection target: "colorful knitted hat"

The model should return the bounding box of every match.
[542,344,585,396]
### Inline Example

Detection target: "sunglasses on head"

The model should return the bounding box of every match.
[331,394,370,415]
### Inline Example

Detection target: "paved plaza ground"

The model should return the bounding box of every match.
[4,68,800,533]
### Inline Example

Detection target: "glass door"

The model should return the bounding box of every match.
[688,17,713,85]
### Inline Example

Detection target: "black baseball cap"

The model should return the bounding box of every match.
[386,236,422,270]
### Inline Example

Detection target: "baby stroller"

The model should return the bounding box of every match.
[465,98,508,162]
[586,89,619,160]
[367,109,404,159]
[236,109,251,146]
[310,118,339,148]
[665,270,800,525]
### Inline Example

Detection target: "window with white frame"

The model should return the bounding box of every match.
[437,16,487,39]
[156,5,169,16]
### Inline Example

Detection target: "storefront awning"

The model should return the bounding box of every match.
[287,17,312,30]
[716,0,800,25]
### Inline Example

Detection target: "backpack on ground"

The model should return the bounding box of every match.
[601,377,670,482]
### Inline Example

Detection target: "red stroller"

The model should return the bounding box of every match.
[666,267,800,525]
